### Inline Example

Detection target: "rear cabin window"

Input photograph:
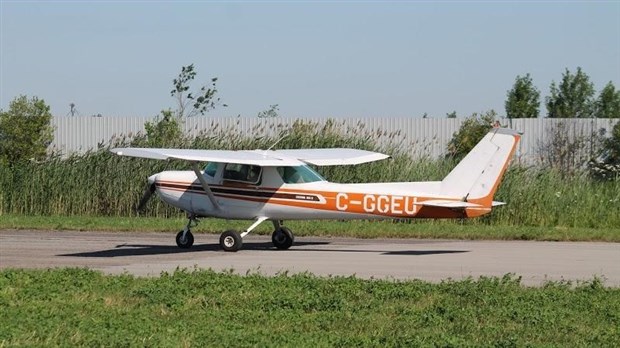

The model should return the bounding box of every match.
[276,165,325,184]
[223,163,262,184]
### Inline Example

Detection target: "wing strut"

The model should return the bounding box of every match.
[190,162,220,210]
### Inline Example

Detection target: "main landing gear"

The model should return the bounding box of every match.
[175,215,295,252]
[218,217,295,252]
[271,220,294,250]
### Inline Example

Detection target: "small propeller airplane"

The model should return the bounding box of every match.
[111,128,521,252]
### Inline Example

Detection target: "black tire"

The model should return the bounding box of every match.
[272,227,294,250]
[220,230,243,252]
[176,230,194,249]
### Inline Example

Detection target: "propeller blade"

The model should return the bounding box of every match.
[135,182,156,213]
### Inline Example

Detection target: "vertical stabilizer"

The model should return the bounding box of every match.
[440,128,521,207]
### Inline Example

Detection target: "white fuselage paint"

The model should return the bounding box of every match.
[152,169,447,221]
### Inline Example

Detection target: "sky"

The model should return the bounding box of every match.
[1,1,619,118]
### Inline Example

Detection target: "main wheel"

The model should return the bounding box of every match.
[176,230,194,249]
[272,227,294,250]
[220,230,243,252]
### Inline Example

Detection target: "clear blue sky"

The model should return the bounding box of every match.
[1,1,619,118]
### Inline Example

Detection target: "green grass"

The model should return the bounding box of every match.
[1,268,618,347]
[1,214,619,242]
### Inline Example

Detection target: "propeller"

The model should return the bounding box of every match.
[135,175,158,213]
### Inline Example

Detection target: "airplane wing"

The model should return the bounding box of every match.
[273,148,390,166]
[110,148,390,166]
[110,148,304,166]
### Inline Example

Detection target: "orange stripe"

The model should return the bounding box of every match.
[156,181,487,219]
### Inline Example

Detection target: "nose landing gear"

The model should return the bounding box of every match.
[176,215,198,249]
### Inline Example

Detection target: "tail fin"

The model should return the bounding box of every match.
[440,128,521,207]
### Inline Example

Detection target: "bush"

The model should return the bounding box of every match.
[589,122,620,180]
[0,95,53,165]
[446,110,497,160]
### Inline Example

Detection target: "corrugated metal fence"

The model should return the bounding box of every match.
[51,116,619,164]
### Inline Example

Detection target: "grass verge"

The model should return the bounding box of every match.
[1,214,619,242]
[1,268,618,346]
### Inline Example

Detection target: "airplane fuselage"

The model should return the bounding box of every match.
[153,168,489,221]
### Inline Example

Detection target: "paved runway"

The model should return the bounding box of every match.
[1,230,618,286]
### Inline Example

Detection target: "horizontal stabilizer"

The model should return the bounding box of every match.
[420,200,483,209]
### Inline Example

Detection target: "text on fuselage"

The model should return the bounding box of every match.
[335,193,418,216]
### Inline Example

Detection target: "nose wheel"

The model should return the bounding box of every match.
[176,230,194,248]
[176,215,197,249]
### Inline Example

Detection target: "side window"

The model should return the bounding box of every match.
[223,163,261,184]
[204,162,218,177]
[277,166,325,184]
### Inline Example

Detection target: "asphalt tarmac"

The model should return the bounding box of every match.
[1,230,618,286]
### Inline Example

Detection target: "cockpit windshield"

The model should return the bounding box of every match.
[276,165,325,184]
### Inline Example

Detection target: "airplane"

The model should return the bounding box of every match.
[111,128,521,252]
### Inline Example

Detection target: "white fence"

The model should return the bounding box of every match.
[51,116,619,164]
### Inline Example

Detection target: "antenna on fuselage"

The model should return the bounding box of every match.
[267,133,289,151]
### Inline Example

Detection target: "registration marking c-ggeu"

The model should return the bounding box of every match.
[336,192,419,216]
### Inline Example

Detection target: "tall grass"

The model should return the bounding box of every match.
[1,120,618,228]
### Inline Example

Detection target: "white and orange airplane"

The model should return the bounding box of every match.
[111,128,521,252]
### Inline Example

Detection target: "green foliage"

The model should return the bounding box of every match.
[595,81,620,118]
[589,122,620,180]
[134,110,186,148]
[1,269,618,346]
[488,167,620,228]
[446,111,457,118]
[446,110,496,160]
[170,64,223,118]
[0,95,53,165]
[257,104,280,118]
[535,121,600,177]
[546,67,595,118]
[505,73,540,118]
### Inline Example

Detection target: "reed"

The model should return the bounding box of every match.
[1,120,618,228]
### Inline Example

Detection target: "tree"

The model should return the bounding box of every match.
[134,64,225,146]
[257,104,280,118]
[0,95,53,165]
[139,110,185,147]
[446,111,457,119]
[546,67,595,118]
[446,110,497,160]
[505,73,540,118]
[595,81,620,118]
[170,64,225,119]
